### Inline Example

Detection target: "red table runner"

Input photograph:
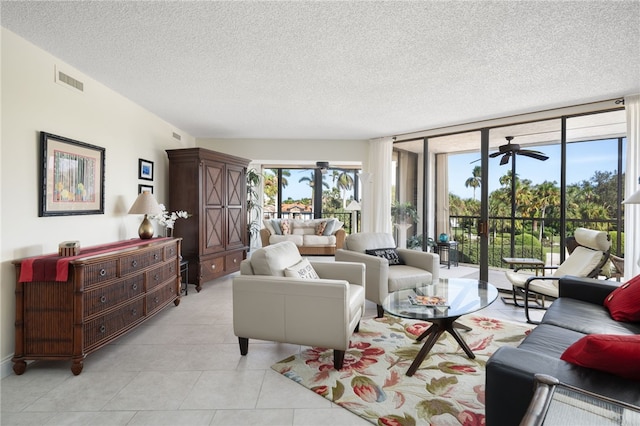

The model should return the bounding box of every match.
[18,238,171,283]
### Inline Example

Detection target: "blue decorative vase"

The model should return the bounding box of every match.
[439,233,449,243]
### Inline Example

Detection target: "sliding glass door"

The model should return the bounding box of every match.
[393,105,627,283]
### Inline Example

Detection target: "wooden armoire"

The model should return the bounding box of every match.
[166,148,250,291]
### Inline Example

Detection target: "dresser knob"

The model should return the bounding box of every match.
[131,309,138,316]
[99,325,106,333]
[154,254,159,260]
[99,269,106,277]
[154,297,159,303]
[233,258,237,263]
[154,274,159,281]
[131,260,138,267]
[212,264,216,269]
[132,283,138,291]
[100,296,107,303]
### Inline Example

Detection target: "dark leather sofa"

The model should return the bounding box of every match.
[485,276,640,425]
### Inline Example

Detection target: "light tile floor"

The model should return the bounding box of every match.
[1,262,543,426]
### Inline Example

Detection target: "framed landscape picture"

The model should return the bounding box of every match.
[138,158,154,181]
[39,132,105,216]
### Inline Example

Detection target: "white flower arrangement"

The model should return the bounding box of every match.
[153,204,190,229]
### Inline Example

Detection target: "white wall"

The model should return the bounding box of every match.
[197,138,369,168]
[0,29,196,377]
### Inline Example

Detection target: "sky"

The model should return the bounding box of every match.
[448,138,625,199]
[270,138,625,202]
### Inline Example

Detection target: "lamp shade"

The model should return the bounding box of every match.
[345,200,361,211]
[623,189,640,204]
[128,192,161,215]
[128,192,161,239]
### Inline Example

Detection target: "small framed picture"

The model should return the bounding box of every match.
[138,184,153,194]
[138,158,154,181]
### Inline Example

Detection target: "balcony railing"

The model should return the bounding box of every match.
[447,215,623,269]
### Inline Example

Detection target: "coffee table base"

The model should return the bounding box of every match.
[406,317,474,376]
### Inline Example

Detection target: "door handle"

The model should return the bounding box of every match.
[478,221,489,238]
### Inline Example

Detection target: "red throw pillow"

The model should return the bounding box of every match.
[561,334,640,381]
[604,274,640,322]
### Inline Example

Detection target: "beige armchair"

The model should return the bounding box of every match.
[233,241,365,370]
[335,232,440,318]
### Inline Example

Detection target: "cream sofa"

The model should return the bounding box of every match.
[232,241,365,369]
[260,218,346,255]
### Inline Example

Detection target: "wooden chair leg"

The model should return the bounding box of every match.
[376,304,384,318]
[334,350,345,369]
[239,337,249,355]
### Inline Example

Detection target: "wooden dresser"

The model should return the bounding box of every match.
[166,148,250,291]
[12,238,181,375]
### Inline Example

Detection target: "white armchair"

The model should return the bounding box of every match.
[233,241,365,369]
[505,227,611,323]
[335,232,440,318]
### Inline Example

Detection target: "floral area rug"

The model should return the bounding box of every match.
[271,315,533,425]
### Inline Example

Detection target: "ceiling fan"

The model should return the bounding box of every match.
[316,161,330,174]
[491,136,549,165]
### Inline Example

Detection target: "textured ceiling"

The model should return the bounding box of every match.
[2,1,639,140]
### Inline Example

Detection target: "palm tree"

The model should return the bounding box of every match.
[280,169,291,188]
[532,181,560,241]
[299,172,329,212]
[336,171,354,208]
[464,166,482,200]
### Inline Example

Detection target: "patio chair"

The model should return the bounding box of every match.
[505,227,611,323]
[609,254,625,282]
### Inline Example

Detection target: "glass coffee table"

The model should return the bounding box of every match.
[382,278,498,376]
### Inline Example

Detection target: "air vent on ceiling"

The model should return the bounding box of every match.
[54,66,84,92]
[172,132,182,141]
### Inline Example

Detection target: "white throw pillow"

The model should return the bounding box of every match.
[263,219,276,235]
[284,258,319,279]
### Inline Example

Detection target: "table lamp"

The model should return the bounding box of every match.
[128,192,161,239]
[345,200,361,233]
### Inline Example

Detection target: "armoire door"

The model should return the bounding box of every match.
[226,163,246,251]
[202,159,225,254]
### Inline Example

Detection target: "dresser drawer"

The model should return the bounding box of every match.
[225,251,244,274]
[84,275,144,317]
[146,282,178,315]
[146,261,178,291]
[119,247,164,276]
[83,298,144,351]
[83,260,118,288]
[164,243,179,260]
[200,256,225,282]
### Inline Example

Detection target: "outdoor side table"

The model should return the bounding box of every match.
[502,257,545,276]
[433,241,459,268]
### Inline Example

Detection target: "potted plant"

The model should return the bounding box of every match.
[246,168,262,249]
[391,201,419,224]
